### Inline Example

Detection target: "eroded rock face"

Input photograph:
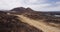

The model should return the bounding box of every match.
[0,14,43,32]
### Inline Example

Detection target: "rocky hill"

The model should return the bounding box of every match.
[10,7,34,14]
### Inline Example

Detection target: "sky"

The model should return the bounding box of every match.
[0,0,60,11]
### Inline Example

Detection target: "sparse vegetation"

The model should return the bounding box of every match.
[0,7,60,32]
[0,13,43,32]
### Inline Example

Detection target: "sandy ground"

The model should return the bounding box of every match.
[16,15,60,32]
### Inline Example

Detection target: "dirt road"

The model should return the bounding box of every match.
[17,15,60,32]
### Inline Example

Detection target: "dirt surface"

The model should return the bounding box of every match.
[17,15,60,32]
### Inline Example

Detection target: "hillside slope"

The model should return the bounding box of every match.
[0,14,43,32]
[17,15,60,32]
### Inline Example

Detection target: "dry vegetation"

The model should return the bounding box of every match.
[23,12,60,24]
[0,13,43,32]
[22,12,60,28]
[0,7,60,32]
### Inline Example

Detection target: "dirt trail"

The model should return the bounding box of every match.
[17,15,60,32]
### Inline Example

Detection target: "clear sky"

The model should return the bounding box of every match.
[0,0,60,11]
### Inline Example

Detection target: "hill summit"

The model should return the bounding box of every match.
[11,7,34,13]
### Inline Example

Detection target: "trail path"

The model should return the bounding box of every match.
[17,15,60,32]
